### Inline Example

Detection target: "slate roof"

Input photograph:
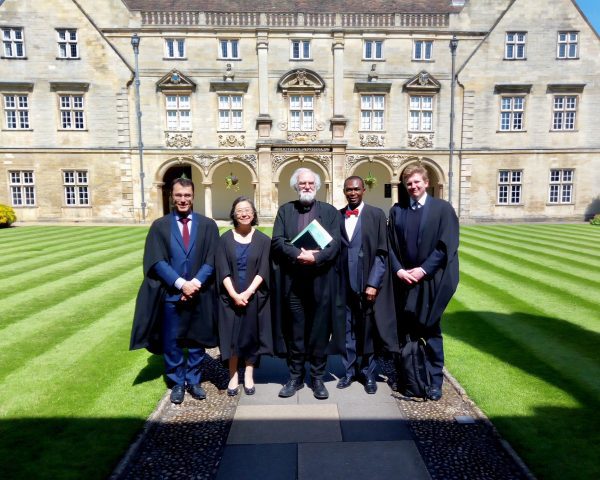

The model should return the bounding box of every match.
[122,0,464,14]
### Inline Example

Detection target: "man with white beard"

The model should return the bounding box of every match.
[271,168,343,399]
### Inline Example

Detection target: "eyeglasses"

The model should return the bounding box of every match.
[234,208,253,215]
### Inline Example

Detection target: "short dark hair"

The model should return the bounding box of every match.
[171,177,195,193]
[229,196,259,227]
[344,175,365,189]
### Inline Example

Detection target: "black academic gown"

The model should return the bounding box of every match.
[129,213,219,354]
[339,204,399,355]
[388,197,459,329]
[215,229,273,362]
[271,200,344,357]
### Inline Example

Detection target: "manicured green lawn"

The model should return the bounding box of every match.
[0,224,598,479]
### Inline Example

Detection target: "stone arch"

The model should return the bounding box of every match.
[272,155,332,208]
[398,157,447,201]
[345,156,395,212]
[206,157,258,220]
[154,157,206,216]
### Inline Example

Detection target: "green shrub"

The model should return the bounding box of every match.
[590,214,600,225]
[0,204,17,227]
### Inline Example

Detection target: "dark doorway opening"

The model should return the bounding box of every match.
[162,165,192,215]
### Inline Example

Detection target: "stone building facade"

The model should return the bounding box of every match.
[0,0,598,223]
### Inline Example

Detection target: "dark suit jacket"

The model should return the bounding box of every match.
[130,212,219,353]
[270,200,344,356]
[339,204,399,354]
[388,196,459,328]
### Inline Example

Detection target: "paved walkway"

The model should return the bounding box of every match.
[216,355,430,480]
[113,350,533,480]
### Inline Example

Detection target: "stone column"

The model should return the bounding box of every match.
[203,184,213,219]
[256,31,272,137]
[331,31,347,138]
[391,181,399,204]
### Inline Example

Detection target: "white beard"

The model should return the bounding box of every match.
[298,191,316,205]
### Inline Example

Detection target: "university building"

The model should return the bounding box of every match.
[1,0,598,223]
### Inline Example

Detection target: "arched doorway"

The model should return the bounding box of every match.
[276,160,329,207]
[160,163,205,215]
[210,162,255,220]
[350,161,393,213]
[398,161,444,205]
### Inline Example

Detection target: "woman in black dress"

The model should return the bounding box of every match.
[216,196,273,395]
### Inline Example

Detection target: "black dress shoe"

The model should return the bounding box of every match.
[243,385,256,395]
[336,375,354,389]
[170,385,185,404]
[364,377,378,394]
[187,383,207,400]
[427,386,442,401]
[279,378,304,398]
[311,379,329,400]
[227,386,239,396]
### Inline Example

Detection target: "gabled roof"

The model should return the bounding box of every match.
[122,0,464,14]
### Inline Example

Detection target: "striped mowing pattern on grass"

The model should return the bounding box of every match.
[0,226,165,480]
[445,224,600,480]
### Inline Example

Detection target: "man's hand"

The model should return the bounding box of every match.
[231,292,248,307]
[181,280,200,297]
[396,269,418,285]
[297,248,318,265]
[406,267,426,282]
[364,286,378,302]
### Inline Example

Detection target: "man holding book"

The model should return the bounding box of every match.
[338,176,398,394]
[271,167,343,399]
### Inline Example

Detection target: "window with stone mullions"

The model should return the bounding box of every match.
[63,170,89,206]
[360,95,384,131]
[505,32,526,59]
[413,40,433,60]
[557,32,578,59]
[498,170,522,204]
[219,39,239,59]
[500,96,524,131]
[289,95,313,131]
[59,95,84,129]
[165,38,185,58]
[9,170,35,206]
[291,40,311,60]
[57,29,78,58]
[4,94,29,129]
[166,95,191,131]
[552,95,577,130]
[218,95,243,130]
[548,169,573,203]
[364,40,383,60]
[2,27,25,58]
[409,96,433,132]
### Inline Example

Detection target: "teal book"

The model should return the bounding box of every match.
[291,219,333,250]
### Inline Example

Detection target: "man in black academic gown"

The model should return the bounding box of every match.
[388,165,459,401]
[130,178,219,404]
[271,167,342,400]
[338,176,398,394]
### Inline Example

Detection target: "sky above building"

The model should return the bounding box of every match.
[575,0,600,34]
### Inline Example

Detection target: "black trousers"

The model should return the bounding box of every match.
[285,278,329,380]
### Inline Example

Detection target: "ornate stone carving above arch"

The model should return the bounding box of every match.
[271,154,332,183]
[345,154,417,177]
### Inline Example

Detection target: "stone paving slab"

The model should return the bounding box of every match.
[226,404,342,444]
[337,402,413,442]
[298,441,432,480]
[216,443,297,480]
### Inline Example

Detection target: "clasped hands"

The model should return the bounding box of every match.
[396,267,426,285]
[230,289,254,307]
[180,279,201,301]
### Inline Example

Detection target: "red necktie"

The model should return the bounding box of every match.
[345,209,359,217]
[179,217,190,249]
